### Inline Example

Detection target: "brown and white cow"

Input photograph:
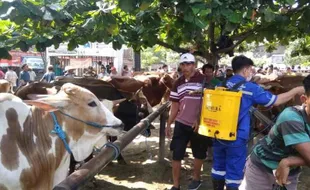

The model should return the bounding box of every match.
[0,79,10,93]
[0,83,123,190]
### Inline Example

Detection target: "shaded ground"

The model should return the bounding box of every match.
[81,122,310,190]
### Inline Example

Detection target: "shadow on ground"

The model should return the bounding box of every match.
[81,124,310,190]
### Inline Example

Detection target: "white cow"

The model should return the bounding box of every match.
[0,83,123,190]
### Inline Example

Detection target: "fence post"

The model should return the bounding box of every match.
[158,109,168,162]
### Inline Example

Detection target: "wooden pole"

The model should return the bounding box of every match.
[158,109,168,162]
[53,102,171,190]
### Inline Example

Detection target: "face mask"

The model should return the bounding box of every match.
[246,72,253,81]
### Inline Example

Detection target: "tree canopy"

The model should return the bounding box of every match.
[1,0,310,64]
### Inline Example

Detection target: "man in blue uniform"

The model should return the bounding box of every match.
[211,55,305,190]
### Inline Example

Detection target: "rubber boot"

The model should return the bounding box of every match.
[212,178,225,190]
[226,187,239,190]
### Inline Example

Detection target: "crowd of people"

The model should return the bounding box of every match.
[167,53,306,190]
[0,62,134,92]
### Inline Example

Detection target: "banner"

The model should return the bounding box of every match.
[69,58,92,69]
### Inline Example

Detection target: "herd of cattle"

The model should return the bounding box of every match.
[0,72,305,190]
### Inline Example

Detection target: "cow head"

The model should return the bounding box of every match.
[25,83,123,161]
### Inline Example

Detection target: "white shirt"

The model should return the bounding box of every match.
[5,70,18,86]
[29,71,36,81]
[98,72,109,79]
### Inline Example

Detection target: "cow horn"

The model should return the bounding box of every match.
[27,94,53,100]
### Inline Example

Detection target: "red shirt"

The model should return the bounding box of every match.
[0,70,4,79]
[170,71,204,126]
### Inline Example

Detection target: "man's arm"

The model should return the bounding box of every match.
[274,86,305,106]
[166,79,180,138]
[275,143,310,187]
[167,102,179,126]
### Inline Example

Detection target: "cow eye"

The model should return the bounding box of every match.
[88,101,97,107]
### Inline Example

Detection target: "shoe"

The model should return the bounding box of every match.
[170,186,180,190]
[188,180,202,190]
[212,178,225,190]
[226,187,239,190]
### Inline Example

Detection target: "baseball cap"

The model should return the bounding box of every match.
[180,53,195,64]
[226,66,232,70]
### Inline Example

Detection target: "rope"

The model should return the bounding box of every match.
[50,112,72,154]
[58,110,114,129]
[102,142,121,160]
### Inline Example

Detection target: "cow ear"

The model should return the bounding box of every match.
[112,98,127,106]
[24,100,59,112]
[63,84,79,95]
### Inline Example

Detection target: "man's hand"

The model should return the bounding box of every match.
[275,159,291,186]
[192,120,199,133]
[293,86,305,96]
[165,124,172,139]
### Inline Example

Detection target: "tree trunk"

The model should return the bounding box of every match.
[134,51,141,71]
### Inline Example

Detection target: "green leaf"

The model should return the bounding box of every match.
[228,12,242,23]
[68,40,78,51]
[0,48,12,59]
[119,0,136,13]
[263,8,276,22]
[285,0,295,5]
[184,10,195,22]
[18,41,29,52]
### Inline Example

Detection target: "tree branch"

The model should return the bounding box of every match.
[156,40,204,56]
[215,32,253,54]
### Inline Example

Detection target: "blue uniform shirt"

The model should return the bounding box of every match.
[223,75,278,140]
[20,71,30,82]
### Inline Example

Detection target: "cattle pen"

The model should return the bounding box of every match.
[53,102,171,190]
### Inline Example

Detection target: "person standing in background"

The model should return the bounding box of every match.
[201,64,222,87]
[0,67,5,79]
[28,67,37,81]
[98,67,109,79]
[64,66,76,78]
[121,65,132,77]
[40,66,55,83]
[166,53,211,190]
[19,64,30,86]
[54,62,63,76]
[110,67,119,77]
[5,66,18,92]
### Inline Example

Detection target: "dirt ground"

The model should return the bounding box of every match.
[81,122,310,190]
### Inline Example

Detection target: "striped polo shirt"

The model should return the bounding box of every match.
[251,106,310,174]
[170,71,204,126]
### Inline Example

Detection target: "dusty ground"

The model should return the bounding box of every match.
[81,122,310,190]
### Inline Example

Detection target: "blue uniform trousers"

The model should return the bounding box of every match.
[211,137,247,188]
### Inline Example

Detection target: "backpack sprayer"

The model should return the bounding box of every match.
[197,79,275,141]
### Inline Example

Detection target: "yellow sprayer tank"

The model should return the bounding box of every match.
[198,87,243,141]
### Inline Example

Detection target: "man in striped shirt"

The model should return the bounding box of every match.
[166,53,211,190]
[240,75,310,190]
